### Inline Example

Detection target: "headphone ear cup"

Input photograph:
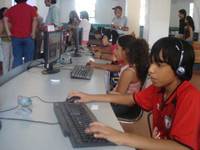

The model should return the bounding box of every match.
[176,66,185,76]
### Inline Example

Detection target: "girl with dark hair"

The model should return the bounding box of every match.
[14,0,27,3]
[68,10,80,27]
[70,35,149,116]
[88,33,118,61]
[184,16,195,42]
[67,10,80,46]
[69,37,200,150]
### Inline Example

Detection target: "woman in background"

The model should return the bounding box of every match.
[184,16,195,42]
[67,10,80,45]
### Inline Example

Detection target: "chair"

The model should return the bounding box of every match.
[118,77,152,123]
[192,42,200,64]
[194,50,200,64]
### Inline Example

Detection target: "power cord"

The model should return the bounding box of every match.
[0,106,19,113]
[29,96,57,104]
[0,96,63,125]
[0,117,58,125]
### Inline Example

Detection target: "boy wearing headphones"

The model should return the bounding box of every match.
[70,37,200,149]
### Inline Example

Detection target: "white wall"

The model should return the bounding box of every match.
[126,0,140,36]
[169,0,192,27]
[0,0,12,7]
[145,0,171,47]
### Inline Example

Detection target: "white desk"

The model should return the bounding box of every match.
[0,56,134,150]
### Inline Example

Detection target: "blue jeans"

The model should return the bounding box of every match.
[11,37,34,68]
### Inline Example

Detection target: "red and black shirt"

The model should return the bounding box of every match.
[134,81,200,150]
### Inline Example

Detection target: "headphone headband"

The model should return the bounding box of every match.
[175,40,185,76]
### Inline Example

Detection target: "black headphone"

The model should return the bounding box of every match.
[175,41,185,76]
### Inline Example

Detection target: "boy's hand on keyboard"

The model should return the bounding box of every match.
[68,91,93,103]
[85,122,124,145]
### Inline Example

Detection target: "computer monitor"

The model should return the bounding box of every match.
[42,30,62,74]
[71,27,83,57]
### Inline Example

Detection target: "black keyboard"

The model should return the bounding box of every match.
[54,101,115,148]
[71,65,93,80]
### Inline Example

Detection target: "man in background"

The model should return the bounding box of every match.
[4,0,37,68]
[44,0,60,27]
[112,6,129,35]
[110,6,129,44]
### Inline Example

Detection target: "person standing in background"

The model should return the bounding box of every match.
[178,9,187,38]
[111,6,128,45]
[33,6,43,59]
[0,7,13,74]
[67,10,80,46]
[79,11,91,46]
[184,16,195,42]
[112,6,129,35]
[44,0,60,27]
[4,0,37,68]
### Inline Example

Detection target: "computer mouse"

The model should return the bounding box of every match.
[66,96,81,103]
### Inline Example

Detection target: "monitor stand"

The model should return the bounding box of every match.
[42,63,60,74]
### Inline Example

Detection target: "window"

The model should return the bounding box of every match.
[75,0,96,23]
[189,2,194,17]
[139,0,145,26]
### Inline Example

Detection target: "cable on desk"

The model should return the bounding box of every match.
[0,106,19,113]
[0,117,59,125]
[29,96,63,104]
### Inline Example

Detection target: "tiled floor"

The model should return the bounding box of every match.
[121,71,200,138]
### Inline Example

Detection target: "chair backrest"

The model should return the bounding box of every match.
[192,42,200,64]
[194,50,200,64]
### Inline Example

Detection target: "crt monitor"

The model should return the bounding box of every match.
[42,30,62,74]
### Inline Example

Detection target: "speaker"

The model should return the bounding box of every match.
[175,41,185,76]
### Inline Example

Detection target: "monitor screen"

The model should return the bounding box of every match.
[42,30,62,74]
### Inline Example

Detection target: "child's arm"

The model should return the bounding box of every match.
[100,53,116,61]
[86,122,190,150]
[87,61,121,72]
[69,91,134,106]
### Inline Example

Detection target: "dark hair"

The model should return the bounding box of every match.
[0,7,8,20]
[186,16,195,31]
[112,6,122,11]
[51,0,57,4]
[150,37,194,81]
[118,35,149,85]
[179,9,186,17]
[68,10,80,25]
[80,11,89,20]
[33,6,38,11]
[15,0,27,3]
